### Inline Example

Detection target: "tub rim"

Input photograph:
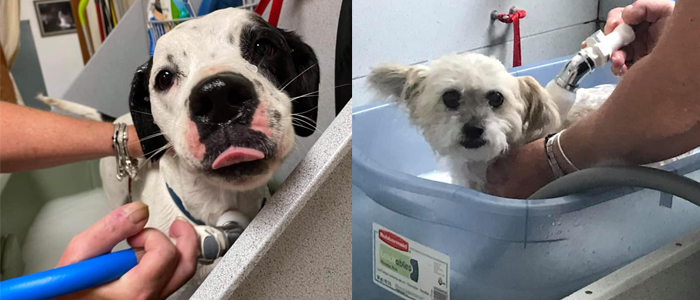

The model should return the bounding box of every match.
[353,102,700,218]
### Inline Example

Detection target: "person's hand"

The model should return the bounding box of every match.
[56,202,198,300]
[486,139,555,199]
[601,0,675,76]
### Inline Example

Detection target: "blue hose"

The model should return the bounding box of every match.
[0,249,137,300]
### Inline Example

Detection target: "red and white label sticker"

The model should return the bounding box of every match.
[379,229,409,252]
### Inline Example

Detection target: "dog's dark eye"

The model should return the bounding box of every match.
[155,70,175,91]
[486,91,504,108]
[442,90,461,109]
[254,39,276,57]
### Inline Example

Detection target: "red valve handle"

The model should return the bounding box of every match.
[496,10,526,24]
[495,9,527,67]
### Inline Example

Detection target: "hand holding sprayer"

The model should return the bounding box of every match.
[546,23,636,118]
[0,212,242,300]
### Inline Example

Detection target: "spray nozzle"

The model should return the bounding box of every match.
[554,23,635,92]
[547,23,635,117]
[582,23,636,68]
[554,53,596,92]
[194,211,248,264]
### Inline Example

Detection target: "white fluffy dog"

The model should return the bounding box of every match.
[368,53,613,191]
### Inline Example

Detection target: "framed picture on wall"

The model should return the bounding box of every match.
[34,0,77,37]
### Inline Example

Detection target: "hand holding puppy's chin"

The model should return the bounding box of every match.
[486,138,554,199]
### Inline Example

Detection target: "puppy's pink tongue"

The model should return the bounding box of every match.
[212,147,265,169]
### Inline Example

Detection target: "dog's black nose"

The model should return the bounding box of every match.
[462,124,484,139]
[460,124,487,149]
[189,72,257,123]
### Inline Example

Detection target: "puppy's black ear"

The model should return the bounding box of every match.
[519,76,561,141]
[368,63,427,102]
[129,58,168,161]
[279,29,320,138]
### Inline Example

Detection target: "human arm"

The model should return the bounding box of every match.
[0,101,143,173]
[488,0,700,198]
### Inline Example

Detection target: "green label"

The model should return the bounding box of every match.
[380,244,418,282]
[373,223,449,300]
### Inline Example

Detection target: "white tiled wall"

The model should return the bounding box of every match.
[352,0,601,107]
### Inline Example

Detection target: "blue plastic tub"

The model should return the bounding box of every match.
[352,56,700,300]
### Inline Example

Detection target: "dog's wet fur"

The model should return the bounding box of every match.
[369,53,561,190]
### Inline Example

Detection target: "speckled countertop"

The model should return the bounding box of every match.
[190,100,352,300]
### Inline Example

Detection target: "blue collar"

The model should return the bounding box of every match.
[166,183,205,225]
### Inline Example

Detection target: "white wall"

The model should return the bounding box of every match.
[19,0,84,97]
[61,2,149,117]
[352,0,601,107]
[599,0,635,21]
[272,0,345,184]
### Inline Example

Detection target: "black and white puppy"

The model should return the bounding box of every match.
[40,8,319,296]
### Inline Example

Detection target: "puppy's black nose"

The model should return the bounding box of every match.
[189,72,257,123]
[462,124,484,139]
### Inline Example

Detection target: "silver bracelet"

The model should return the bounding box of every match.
[555,129,580,172]
[545,132,565,179]
[112,123,138,181]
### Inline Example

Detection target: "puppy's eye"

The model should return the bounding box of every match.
[442,90,461,109]
[155,70,175,91]
[254,39,276,57]
[486,91,504,108]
